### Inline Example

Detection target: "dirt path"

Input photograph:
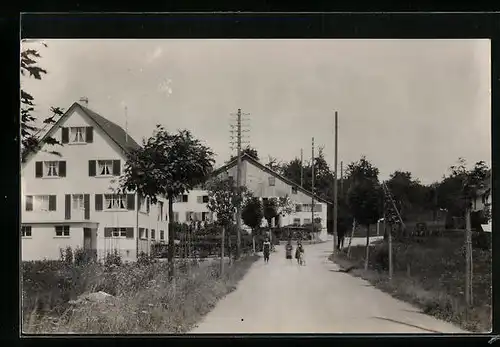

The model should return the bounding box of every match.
[191,239,468,334]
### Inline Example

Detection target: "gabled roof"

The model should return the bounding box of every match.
[212,153,332,205]
[23,102,141,162]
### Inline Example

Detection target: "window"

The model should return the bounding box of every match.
[268,176,276,186]
[293,218,301,226]
[151,229,156,239]
[104,194,127,210]
[160,230,165,240]
[182,195,188,203]
[112,228,127,237]
[72,194,84,210]
[45,161,59,176]
[139,228,146,239]
[70,127,86,143]
[202,195,209,203]
[303,219,311,225]
[55,225,70,237]
[292,186,298,194]
[139,197,150,213]
[97,160,113,176]
[295,204,302,212]
[186,211,193,222]
[158,202,164,221]
[34,195,50,211]
[21,226,32,237]
[32,195,57,211]
[173,212,179,222]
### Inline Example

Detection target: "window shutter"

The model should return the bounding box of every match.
[61,127,69,144]
[26,196,33,211]
[65,195,71,220]
[59,161,66,177]
[126,227,134,239]
[35,162,43,178]
[185,211,191,222]
[49,195,57,211]
[145,229,149,238]
[89,160,96,177]
[95,194,103,211]
[86,127,93,143]
[112,160,121,176]
[84,194,90,220]
[152,229,156,239]
[197,196,202,203]
[127,194,135,210]
[160,230,164,240]
[104,228,112,238]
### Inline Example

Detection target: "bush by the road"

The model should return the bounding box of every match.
[332,237,491,332]
[23,254,259,333]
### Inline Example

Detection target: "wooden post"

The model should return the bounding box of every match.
[221,225,225,274]
[465,206,472,306]
[333,111,338,255]
[347,219,356,258]
[388,221,393,281]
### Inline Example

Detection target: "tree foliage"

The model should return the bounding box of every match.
[20,43,64,161]
[262,198,279,228]
[242,197,264,232]
[119,126,215,203]
[206,176,252,226]
[346,156,382,227]
[229,146,259,162]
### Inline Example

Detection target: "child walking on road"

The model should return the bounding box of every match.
[263,238,271,263]
[285,240,293,262]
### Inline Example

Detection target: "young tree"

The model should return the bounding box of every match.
[346,156,382,270]
[262,197,279,244]
[119,126,215,279]
[21,43,64,161]
[242,197,264,253]
[206,176,252,259]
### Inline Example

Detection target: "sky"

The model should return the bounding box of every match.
[20,39,491,185]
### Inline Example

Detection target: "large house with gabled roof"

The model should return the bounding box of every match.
[173,153,332,241]
[21,100,168,262]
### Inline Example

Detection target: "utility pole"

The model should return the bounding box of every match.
[311,137,315,242]
[333,111,338,254]
[465,205,472,306]
[230,109,250,259]
[300,149,304,187]
[340,161,344,197]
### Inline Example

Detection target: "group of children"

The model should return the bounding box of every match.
[262,238,305,265]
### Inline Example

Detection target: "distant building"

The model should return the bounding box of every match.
[178,153,332,241]
[21,101,168,262]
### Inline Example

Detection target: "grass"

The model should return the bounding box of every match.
[23,255,259,334]
[331,237,491,333]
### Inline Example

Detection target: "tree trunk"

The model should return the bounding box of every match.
[364,224,370,271]
[347,219,356,259]
[252,233,256,253]
[465,206,472,307]
[167,195,175,280]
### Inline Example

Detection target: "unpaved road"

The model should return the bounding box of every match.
[191,238,468,334]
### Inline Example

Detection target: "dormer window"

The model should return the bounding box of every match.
[71,127,86,143]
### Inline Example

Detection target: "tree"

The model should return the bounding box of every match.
[119,126,215,279]
[242,197,264,253]
[265,156,283,173]
[21,43,64,161]
[263,197,278,228]
[346,156,382,270]
[206,176,252,259]
[229,146,259,162]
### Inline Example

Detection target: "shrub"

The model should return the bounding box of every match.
[104,250,122,268]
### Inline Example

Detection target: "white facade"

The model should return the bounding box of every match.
[21,103,168,262]
[472,174,492,233]
[171,189,213,224]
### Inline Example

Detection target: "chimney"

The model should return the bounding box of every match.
[79,97,89,107]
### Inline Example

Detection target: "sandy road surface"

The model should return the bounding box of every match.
[191,238,467,334]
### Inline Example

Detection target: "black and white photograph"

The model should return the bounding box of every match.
[20,38,491,334]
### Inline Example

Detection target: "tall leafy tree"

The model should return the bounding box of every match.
[242,197,264,252]
[119,126,215,279]
[346,156,382,270]
[21,43,64,161]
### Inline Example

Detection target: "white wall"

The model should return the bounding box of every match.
[22,225,84,261]
[172,189,211,223]
[21,106,168,261]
